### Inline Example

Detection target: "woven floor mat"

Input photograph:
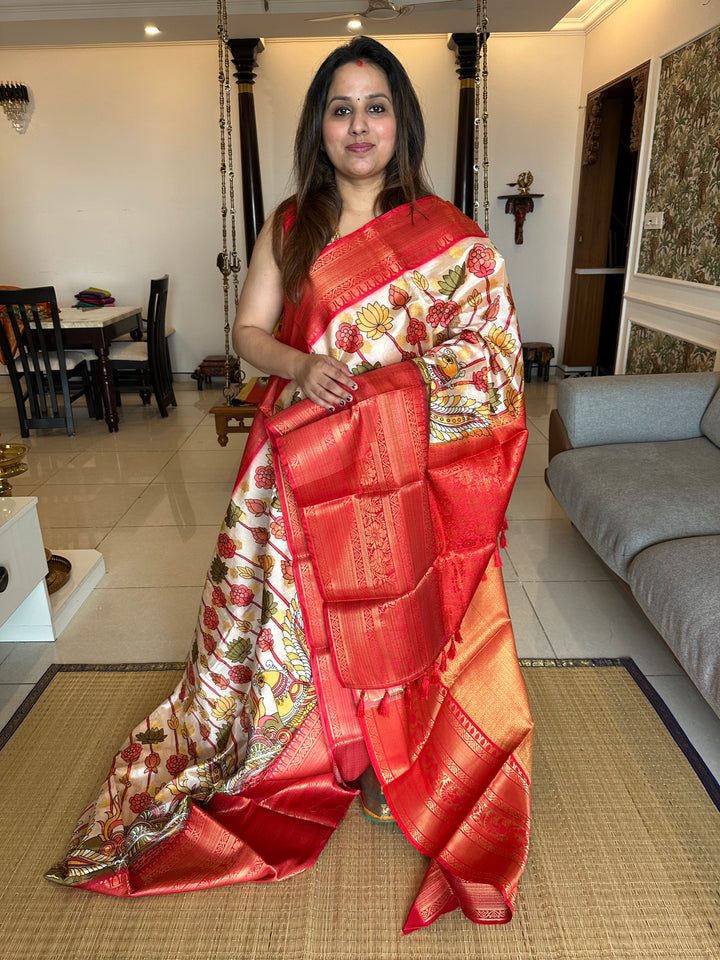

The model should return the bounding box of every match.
[0,660,718,959]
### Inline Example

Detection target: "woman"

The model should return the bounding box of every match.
[47,37,532,933]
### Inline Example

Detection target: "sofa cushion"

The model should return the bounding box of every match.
[557,373,720,448]
[546,437,720,579]
[700,389,720,448]
[628,536,720,718]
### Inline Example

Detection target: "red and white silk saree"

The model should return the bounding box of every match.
[46,196,533,933]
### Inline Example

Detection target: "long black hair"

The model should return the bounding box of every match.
[273,36,432,301]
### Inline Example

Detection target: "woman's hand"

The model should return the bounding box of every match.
[294,353,357,411]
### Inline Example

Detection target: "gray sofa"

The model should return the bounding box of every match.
[546,372,720,718]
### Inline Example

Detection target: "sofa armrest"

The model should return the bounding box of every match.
[557,372,720,448]
[548,408,572,462]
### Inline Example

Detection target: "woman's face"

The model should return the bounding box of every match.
[322,61,397,189]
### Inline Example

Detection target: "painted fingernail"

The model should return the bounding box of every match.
[328,406,335,412]
[339,400,345,406]
[346,395,352,402]
[351,382,358,390]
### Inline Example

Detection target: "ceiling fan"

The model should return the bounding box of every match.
[307,1,415,24]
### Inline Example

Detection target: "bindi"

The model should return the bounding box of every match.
[356,59,364,66]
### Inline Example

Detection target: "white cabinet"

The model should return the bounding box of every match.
[0,497,53,642]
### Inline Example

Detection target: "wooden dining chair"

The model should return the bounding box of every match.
[0,286,100,437]
[108,275,177,418]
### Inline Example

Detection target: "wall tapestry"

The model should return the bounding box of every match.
[625,323,717,374]
[637,26,720,285]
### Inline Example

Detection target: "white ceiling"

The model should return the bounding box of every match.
[0,0,616,47]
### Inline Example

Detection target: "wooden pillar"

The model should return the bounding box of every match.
[448,32,487,219]
[228,38,265,262]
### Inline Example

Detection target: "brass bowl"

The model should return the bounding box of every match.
[0,443,28,469]
[45,548,72,595]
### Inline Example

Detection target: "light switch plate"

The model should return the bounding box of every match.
[644,211,664,229]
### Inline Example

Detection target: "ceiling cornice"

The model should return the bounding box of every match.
[553,0,627,33]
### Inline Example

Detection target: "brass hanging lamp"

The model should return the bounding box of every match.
[474,0,490,235]
[216,0,244,402]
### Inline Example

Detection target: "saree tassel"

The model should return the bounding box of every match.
[440,648,448,672]
[494,546,502,567]
[431,661,440,685]
[481,571,487,581]
[404,682,413,706]
[500,515,508,548]
[420,673,430,699]
[447,636,457,661]
[357,694,366,719]
[378,690,390,717]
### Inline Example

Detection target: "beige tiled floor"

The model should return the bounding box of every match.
[1,375,720,786]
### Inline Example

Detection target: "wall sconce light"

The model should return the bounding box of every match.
[498,171,543,244]
[0,83,30,133]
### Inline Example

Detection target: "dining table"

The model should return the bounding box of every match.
[47,304,144,432]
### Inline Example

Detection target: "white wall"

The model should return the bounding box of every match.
[486,33,585,355]
[0,43,223,375]
[0,33,585,375]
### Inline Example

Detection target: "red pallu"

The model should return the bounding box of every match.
[46,197,532,932]
[267,360,531,930]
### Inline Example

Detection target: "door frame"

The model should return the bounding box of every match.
[562,61,650,372]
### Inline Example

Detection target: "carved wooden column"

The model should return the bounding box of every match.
[448,33,476,217]
[228,38,265,261]
[448,32,488,219]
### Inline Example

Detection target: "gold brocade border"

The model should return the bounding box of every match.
[298,197,487,344]
[428,405,527,467]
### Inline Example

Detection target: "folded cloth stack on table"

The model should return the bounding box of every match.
[74,287,115,309]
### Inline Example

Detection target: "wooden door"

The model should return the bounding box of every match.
[563,64,649,370]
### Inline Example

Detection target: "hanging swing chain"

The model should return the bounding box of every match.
[217,0,242,399]
[473,0,490,235]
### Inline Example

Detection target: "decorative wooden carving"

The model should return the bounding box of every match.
[449,32,478,81]
[497,193,543,244]
[228,38,265,261]
[630,70,647,153]
[582,92,605,165]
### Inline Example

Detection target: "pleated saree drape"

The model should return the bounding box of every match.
[47,197,532,932]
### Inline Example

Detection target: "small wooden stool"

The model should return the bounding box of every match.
[522,341,555,382]
[209,376,269,446]
[209,403,257,446]
[192,355,240,390]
